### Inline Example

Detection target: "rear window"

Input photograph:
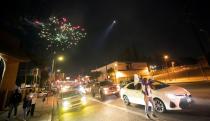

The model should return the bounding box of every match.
[100,81,113,86]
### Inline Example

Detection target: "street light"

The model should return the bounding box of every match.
[51,55,64,82]
[164,55,169,60]
[163,55,171,81]
[57,69,61,73]
[114,63,118,83]
[163,55,169,68]
[58,56,64,61]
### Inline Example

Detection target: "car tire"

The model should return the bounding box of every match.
[91,92,95,97]
[100,91,105,101]
[123,95,130,105]
[91,89,95,97]
[115,93,120,97]
[154,98,166,113]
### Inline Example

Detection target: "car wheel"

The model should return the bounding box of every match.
[154,98,166,113]
[91,92,95,97]
[123,95,130,105]
[100,91,105,101]
[115,93,120,97]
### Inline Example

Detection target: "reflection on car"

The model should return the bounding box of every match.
[91,80,120,101]
[120,80,192,113]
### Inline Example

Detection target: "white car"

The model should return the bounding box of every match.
[120,80,192,113]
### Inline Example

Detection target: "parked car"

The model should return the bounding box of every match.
[90,80,120,101]
[119,79,134,88]
[57,89,87,113]
[120,80,192,113]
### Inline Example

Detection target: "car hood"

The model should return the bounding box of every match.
[156,85,191,95]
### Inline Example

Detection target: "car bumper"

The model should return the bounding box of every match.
[168,96,192,110]
[179,96,192,109]
[103,90,120,96]
[61,101,83,111]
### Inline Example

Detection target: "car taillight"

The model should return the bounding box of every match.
[103,88,109,91]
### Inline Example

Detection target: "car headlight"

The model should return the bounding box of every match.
[62,100,70,107]
[81,96,87,105]
[117,85,120,91]
[103,88,109,91]
[166,94,186,99]
[166,94,176,99]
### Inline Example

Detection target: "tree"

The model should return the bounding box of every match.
[40,69,49,88]
[89,71,102,80]
[107,68,115,76]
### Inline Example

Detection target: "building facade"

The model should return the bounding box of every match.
[91,61,149,83]
[0,30,28,110]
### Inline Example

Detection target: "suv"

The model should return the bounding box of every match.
[90,80,120,100]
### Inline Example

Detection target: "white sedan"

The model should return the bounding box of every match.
[120,80,192,113]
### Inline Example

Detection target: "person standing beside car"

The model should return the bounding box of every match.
[141,78,157,119]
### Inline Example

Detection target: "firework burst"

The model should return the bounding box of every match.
[36,16,87,50]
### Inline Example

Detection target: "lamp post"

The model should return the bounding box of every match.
[51,55,64,82]
[163,55,170,81]
[164,55,169,68]
[114,63,118,83]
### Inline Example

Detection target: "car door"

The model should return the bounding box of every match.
[133,83,145,105]
[125,83,136,103]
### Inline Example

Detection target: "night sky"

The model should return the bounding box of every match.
[1,0,210,75]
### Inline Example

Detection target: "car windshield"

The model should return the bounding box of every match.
[61,90,80,98]
[100,81,113,86]
[151,80,169,90]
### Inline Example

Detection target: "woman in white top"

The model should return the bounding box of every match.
[142,78,157,119]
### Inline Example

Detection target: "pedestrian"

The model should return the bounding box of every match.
[42,93,46,103]
[6,88,22,120]
[29,90,37,116]
[22,92,32,121]
[141,78,157,119]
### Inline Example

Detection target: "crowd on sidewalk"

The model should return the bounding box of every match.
[4,87,40,121]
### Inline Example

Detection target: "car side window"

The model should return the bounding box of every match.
[127,83,135,90]
[134,83,142,90]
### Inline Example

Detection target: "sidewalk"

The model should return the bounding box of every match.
[0,96,55,121]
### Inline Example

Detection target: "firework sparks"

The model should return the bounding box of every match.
[36,16,87,50]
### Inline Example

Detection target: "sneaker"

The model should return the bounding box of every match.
[146,114,151,119]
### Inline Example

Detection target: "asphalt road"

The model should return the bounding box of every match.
[56,81,210,121]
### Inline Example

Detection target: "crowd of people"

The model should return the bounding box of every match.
[6,88,38,121]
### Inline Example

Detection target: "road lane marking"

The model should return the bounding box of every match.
[90,98,146,118]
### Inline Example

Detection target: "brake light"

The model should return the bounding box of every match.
[103,88,109,91]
